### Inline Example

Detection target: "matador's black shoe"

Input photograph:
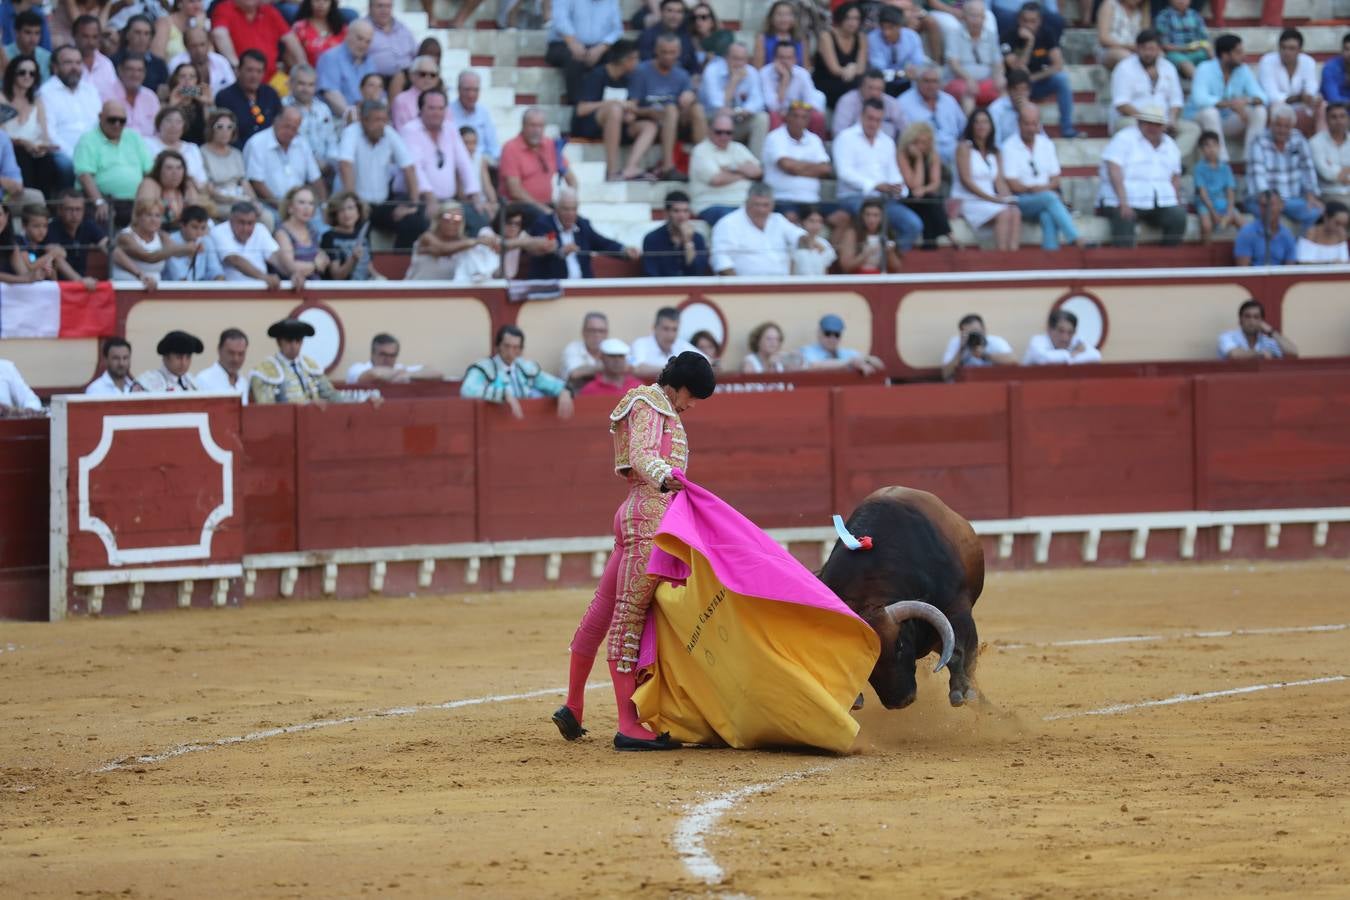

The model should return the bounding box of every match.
[551,706,587,741]
[613,731,681,751]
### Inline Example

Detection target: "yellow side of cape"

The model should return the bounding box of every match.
[633,552,879,754]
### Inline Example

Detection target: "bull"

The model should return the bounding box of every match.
[818,487,983,710]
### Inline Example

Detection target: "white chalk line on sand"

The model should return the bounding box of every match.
[1043,675,1348,721]
[95,681,609,772]
[1000,622,1348,651]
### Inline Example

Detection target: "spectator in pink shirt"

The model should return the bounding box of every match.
[74,14,119,99]
[398,87,487,229]
[101,56,160,138]
[391,56,443,131]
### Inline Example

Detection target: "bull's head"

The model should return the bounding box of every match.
[865,601,955,709]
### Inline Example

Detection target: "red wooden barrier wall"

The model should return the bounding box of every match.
[240,405,297,554]
[0,419,49,619]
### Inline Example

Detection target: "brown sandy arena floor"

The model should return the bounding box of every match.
[2,561,1349,899]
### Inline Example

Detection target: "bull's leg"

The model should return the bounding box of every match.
[945,608,979,707]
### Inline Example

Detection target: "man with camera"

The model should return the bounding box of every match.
[941,313,1017,380]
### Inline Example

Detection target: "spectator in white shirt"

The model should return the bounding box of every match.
[194,328,251,401]
[1294,201,1350,264]
[1258,28,1324,137]
[85,338,145,395]
[560,312,609,387]
[1311,103,1350,204]
[689,110,763,225]
[167,27,236,98]
[896,64,967,165]
[832,98,923,249]
[629,306,701,379]
[1110,28,1199,160]
[1097,106,1186,247]
[710,181,805,276]
[941,313,1016,381]
[790,204,837,275]
[37,45,100,180]
[761,101,832,211]
[1001,103,1082,250]
[282,64,337,176]
[833,69,906,139]
[338,98,426,248]
[211,201,283,286]
[1217,299,1298,359]
[1023,309,1102,365]
[700,42,769,158]
[73,14,118,98]
[244,107,323,218]
[0,357,42,415]
[346,332,442,384]
[760,40,827,135]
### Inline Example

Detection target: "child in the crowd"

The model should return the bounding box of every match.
[1154,0,1210,78]
[320,191,373,280]
[1193,130,1240,243]
[791,204,837,275]
[18,204,97,289]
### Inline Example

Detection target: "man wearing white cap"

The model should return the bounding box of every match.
[578,338,642,397]
[1096,104,1186,248]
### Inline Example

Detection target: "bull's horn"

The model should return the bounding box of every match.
[884,601,956,673]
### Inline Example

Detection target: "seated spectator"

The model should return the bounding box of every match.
[135,149,207,231]
[941,313,1016,380]
[546,0,623,102]
[762,102,831,216]
[456,127,498,228]
[167,27,235,100]
[365,0,418,83]
[76,100,155,226]
[47,189,108,273]
[101,54,159,139]
[162,64,210,144]
[214,50,282,149]
[897,121,956,248]
[868,6,928,97]
[761,39,827,136]
[211,200,283,286]
[790,204,837,275]
[113,15,167,93]
[320,191,372,280]
[526,189,637,279]
[391,55,441,131]
[1154,0,1208,79]
[209,0,300,79]
[834,197,905,273]
[755,0,807,69]
[577,338,642,397]
[146,107,207,189]
[194,328,250,400]
[499,107,577,218]
[952,108,1022,250]
[0,355,41,415]
[833,68,906,139]
[572,40,658,183]
[1096,0,1147,72]
[630,32,706,181]
[1323,32,1350,106]
[1096,106,1185,247]
[1002,1,1080,138]
[903,0,945,63]
[690,331,721,369]
[689,111,763,225]
[284,64,337,176]
[1234,190,1297,266]
[138,329,205,393]
[406,200,500,281]
[629,306,701,378]
[699,42,769,159]
[1258,28,1323,137]
[1295,202,1349,265]
[251,318,345,406]
[642,189,711,277]
[560,312,609,387]
[1193,130,1241,243]
[489,203,544,279]
[944,1,1003,115]
[987,65,1030,145]
[1110,28,1197,160]
[898,66,967,166]
[688,3,735,74]
[742,321,795,373]
[813,2,868,110]
[799,313,884,374]
[155,0,201,61]
[86,338,144,395]
[316,20,375,119]
[110,199,193,287]
[1218,299,1298,359]
[451,72,500,166]
[5,11,50,82]
[929,0,999,52]
[1022,309,1102,365]
[347,73,388,125]
[1185,34,1267,163]
[388,38,440,102]
[243,107,322,218]
[338,98,426,249]
[37,45,99,186]
[1001,104,1082,250]
[201,109,260,215]
[638,0,698,72]
[161,204,223,281]
[400,87,486,229]
[0,203,36,283]
[72,14,118,99]
[17,203,93,287]
[461,324,574,420]
[3,55,66,196]
[710,182,805,276]
[346,332,442,384]
[274,186,328,287]
[833,98,923,249]
[1312,103,1350,205]
[1245,106,1322,232]
[291,0,346,68]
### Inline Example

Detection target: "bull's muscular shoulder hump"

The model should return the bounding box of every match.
[862,485,983,602]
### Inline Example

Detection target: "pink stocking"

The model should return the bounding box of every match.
[609,659,658,740]
[565,548,619,720]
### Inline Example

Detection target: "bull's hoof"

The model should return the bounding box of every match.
[949,688,978,707]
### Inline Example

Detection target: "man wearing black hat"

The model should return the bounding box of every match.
[250,318,342,405]
[138,330,205,392]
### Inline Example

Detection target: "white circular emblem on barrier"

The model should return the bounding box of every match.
[677,301,726,347]
[1056,294,1106,349]
[296,306,342,370]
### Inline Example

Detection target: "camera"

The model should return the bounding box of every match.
[181,85,201,98]
[965,331,986,350]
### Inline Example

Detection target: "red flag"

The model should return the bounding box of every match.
[58,281,116,337]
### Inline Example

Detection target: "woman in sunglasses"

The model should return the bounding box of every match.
[200,109,262,220]
[1,55,65,195]
[688,3,735,70]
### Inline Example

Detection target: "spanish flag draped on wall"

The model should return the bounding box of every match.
[633,475,879,754]
[0,282,116,338]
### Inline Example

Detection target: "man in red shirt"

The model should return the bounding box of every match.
[577,339,642,396]
[210,0,303,79]
[499,107,579,216]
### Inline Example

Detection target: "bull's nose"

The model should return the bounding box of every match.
[881,694,916,710]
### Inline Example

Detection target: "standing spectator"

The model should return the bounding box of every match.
[1294,202,1349,265]
[38,45,100,185]
[898,64,967,164]
[699,42,769,159]
[628,306,701,377]
[560,311,609,387]
[791,204,836,275]
[113,15,168,94]
[1193,130,1240,243]
[291,0,346,68]
[1233,190,1296,266]
[201,109,261,213]
[1258,28,1324,138]
[72,15,118,99]
[762,100,832,213]
[364,0,417,80]
[391,55,440,131]
[76,100,154,226]
[316,20,375,119]
[1023,309,1102,365]
[215,50,282,149]
[868,6,928,96]
[897,120,956,247]
[400,87,487,229]
[1001,104,1082,250]
[499,107,577,217]
[1154,0,1208,79]
[689,110,762,226]
[941,313,1016,380]
[461,325,573,420]
[833,68,906,138]
[1217,299,1298,359]
[452,72,500,166]
[742,321,792,373]
[630,31,706,181]
[244,106,323,217]
[813,2,868,110]
[1001,2,1080,138]
[167,28,235,99]
[1096,106,1185,247]
[86,338,144,395]
[4,11,49,82]
[320,191,372,280]
[761,39,826,135]
[211,201,283,285]
[1095,0,1148,72]
[102,55,159,139]
[637,0,698,73]
[1186,34,1267,163]
[754,0,807,69]
[194,328,250,400]
[525,189,638,279]
[210,0,300,78]
[1311,103,1350,205]
[546,0,623,103]
[953,107,1021,249]
[709,181,805,276]
[577,339,642,397]
[688,3,735,74]
[1110,29,1197,160]
[834,197,905,273]
[161,204,224,281]
[338,98,427,248]
[4,55,66,195]
[283,64,338,176]
[571,40,659,184]
[1322,33,1350,106]
[987,65,1030,144]
[833,98,923,249]
[273,185,329,286]
[944,0,1004,114]
[641,189,710,277]
[1245,105,1322,233]
[799,313,884,374]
